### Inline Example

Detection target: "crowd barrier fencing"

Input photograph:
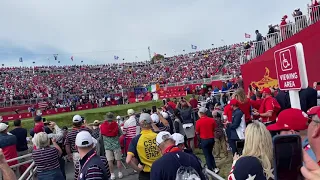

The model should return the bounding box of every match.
[240,4,320,64]
[7,153,224,180]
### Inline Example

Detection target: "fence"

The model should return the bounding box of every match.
[7,153,224,180]
[240,5,320,64]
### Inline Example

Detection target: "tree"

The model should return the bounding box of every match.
[151,54,164,64]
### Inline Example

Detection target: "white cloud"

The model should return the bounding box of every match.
[0,0,309,66]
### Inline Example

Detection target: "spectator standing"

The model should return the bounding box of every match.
[126,113,161,180]
[123,109,140,154]
[65,115,92,165]
[30,116,52,137]
[150,131,206,180]
[253,88,280,136]
[0,123,18,167]
[89,120,104,156]
[100,112,123,180]
[189,94,198,109]
[166,98,176,110]
[234,88,252,125]
[32,132,64,180]
[75,131,110,180]
[176,99,195,149]
[228,122,274,180]
[228,99,246,156]
[212,110,228,160]
[0,148,17,180]
[9,119,29,161]
[255,30,264,56]
[195,107,219,173]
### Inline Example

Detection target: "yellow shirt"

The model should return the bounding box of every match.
[127,129,161,172]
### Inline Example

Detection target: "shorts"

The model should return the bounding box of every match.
[105,149,122,161]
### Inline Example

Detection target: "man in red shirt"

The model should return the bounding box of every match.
[195,107,219,173]
[253,88,280,136]
[189,94,198,109]
[166,98,176,110]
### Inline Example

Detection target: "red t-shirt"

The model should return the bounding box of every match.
[259,96,278,123]
[196,116,217,139]
[167,101,176,110]
[189,99,198,109]
[238,99,252,122]
[223,104,233,123]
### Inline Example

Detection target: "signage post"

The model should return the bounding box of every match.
[274,43,308,109]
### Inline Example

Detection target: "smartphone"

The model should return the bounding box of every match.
[152,106,157,113]
[273,135,303,180]
[236,140,245,155]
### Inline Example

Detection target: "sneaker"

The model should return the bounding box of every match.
[213,168,220,174]
[110,173,116,180]
[118,172,123,179]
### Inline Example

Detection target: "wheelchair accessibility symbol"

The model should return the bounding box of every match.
[279,50,293,71]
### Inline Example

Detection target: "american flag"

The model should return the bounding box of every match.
[38,102,48,109]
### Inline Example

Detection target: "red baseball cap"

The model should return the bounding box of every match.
[307,106,320,117]
[229,99,239,106]
[267,108,308,131]
[262,88,271,94]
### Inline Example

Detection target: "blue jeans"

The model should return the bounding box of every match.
[201,138,217,170]
[37,168,64,180]
[229,139,238,156]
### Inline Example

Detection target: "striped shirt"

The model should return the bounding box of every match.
[65,127,92,153]
[123,116,139,139]
[74,156,111,180]
[32,147,60,172]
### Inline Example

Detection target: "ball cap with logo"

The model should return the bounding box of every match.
[156,131,173,145]
[267,108,308,131]
[75,131,97,148]
[262,88,271,94]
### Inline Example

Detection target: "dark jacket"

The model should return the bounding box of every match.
[276,87,317,113]
[229,108,243,140]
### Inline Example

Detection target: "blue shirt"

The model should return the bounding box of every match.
[10,127,28,152]
[150,151,206,180]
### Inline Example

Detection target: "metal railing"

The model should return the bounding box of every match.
[205,168,224,180]
[240,5,320,65]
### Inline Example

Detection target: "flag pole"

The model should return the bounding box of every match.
[148,46,152,62]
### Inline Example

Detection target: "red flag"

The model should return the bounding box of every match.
[245,33,251,38]
[71,56,74,61]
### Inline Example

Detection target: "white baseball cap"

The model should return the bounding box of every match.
[73,115,82,123]
[127,109,135,116]
[75,131,97,148]
[116,116,121,120]
[172,133,184,146]
[0,123,9,132]
[156,131,172,145]
[198,107,208,113]
[139,113,152,124]
[151,114,160,123]
[161,112,169,119]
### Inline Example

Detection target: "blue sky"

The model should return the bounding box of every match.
[0,0,310,67]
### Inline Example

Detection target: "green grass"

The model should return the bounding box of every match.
[194,148,233,179]
[9,100,164,132]
[8,96,233,178]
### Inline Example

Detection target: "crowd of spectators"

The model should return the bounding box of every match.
[0,43,244,104]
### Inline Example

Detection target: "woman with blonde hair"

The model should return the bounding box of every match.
[234,88,252,125]
[228,121,274,180]
[32,132,64,180]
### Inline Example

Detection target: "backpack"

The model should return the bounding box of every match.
[100,121,119,137]
[173,153,201,180]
